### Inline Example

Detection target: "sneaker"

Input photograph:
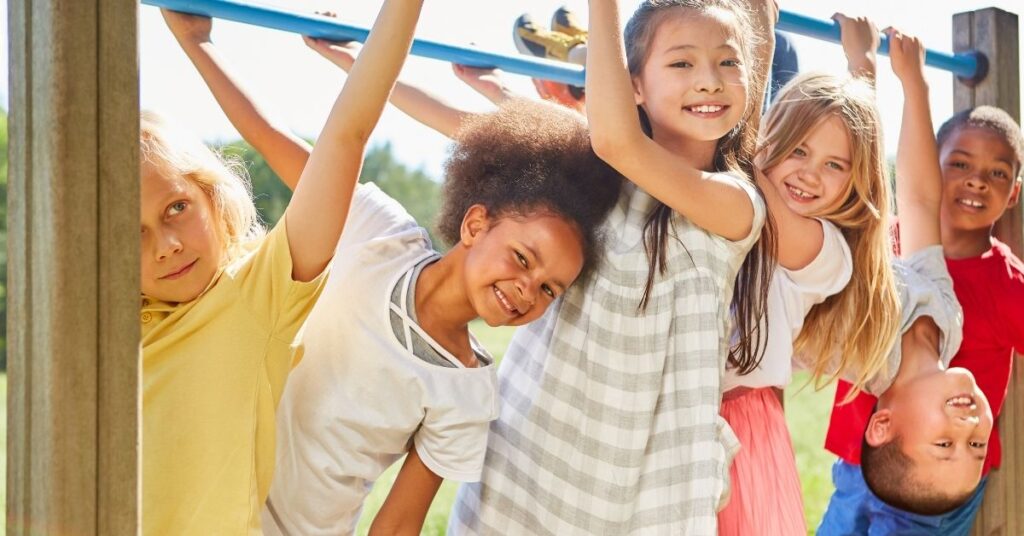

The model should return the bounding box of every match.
[551,6,587,39]
[513,13,586,63]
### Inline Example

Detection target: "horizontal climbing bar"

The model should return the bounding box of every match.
[142,0,587,86]
[144,0,985,84]
[777,11,982,80]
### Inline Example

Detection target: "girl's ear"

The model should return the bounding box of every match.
[864,408,894,447]
[460,204,490,247]
[632,75,645,106]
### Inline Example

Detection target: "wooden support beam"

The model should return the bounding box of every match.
[7,0,140,534]
[953,8,1023,536]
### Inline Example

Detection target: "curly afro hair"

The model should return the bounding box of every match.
[437,98,623,279]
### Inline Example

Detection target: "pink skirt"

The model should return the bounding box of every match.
[718,387,806,536]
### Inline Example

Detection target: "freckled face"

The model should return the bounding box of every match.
[763,115,855,217]
[632,8,749,145]
[140,161,224,303]
[462,210,584,327]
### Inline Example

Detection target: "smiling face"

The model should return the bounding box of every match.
[461,206,584,327]
[764,115,855,217]
[939,126,1022,234]
[631,8,748,146]
[873,366,993,499]
[140,160,225,303]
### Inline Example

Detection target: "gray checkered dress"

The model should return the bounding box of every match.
[450,179,766,535]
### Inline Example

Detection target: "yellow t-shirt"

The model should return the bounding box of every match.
[142,219,327,535]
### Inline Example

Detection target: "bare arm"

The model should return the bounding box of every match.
[889,29,941,256]
[368,449,444,536]
[305,38,483,139]
[834,13,880,82]
[741,0,778,132]
[585,0,757,241]
[162,10,312,190]
[285,0,424,282]
[452,64,518,105]
[754,167,824,269]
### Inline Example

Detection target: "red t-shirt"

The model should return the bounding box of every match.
[824,238,1024,475]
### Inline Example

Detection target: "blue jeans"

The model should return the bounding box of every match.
[768,31,799,103]
[817,460,987,536]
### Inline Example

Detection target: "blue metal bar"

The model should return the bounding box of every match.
[141,0,586,86]
[777,11,981,80]
[144,0,983,84]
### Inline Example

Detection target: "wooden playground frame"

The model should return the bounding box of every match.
[5,2,1021,534]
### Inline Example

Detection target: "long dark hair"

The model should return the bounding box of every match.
[624,0,777,374]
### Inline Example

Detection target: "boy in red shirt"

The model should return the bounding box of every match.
[819,105,1024,535]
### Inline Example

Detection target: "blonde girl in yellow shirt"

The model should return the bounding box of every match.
[140,1,425,533]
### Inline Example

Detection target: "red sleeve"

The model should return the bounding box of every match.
[1007,267,1024,355]
[824,380,879,464]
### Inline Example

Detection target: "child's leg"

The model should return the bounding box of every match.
[718,388,806,536]
[817,460,872,536]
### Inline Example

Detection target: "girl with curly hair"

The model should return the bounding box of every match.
[161,9,621,534]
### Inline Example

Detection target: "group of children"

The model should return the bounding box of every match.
[141,1,1023,534]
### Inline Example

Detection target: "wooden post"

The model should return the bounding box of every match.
[953,8,1023,536]
[7,0,140,534]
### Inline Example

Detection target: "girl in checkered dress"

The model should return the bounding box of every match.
[451,0,779,533]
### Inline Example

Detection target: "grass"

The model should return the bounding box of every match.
[786,372,838,534]
[356,325,837,535]
[0,374,5,536]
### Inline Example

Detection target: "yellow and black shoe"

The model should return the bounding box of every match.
[551,6,587,39]
[513,13,587,63]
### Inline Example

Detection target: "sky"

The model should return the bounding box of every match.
[1,1,1023,178]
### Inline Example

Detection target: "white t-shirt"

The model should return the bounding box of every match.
[723,219,853,390]
[263,184,499,536]
[872,244,963,393]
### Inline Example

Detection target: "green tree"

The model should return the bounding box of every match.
[359,143,443,248]
[220,142,294,227]
[221,140,443,247]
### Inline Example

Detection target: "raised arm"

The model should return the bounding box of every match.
[305,37,484,139]
[585,0,759,241]
[889,28,941,256]
[285,0,424,282]
[834,13,880,82]
[451,64,518,106]
[162,10,312,189]
[740,0,777,130]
